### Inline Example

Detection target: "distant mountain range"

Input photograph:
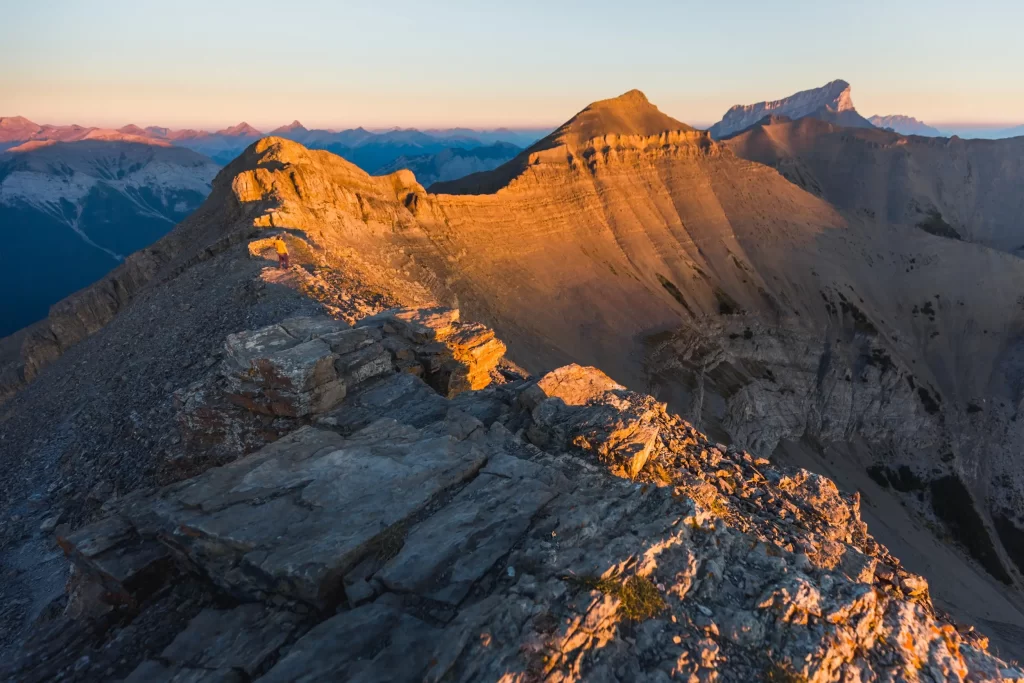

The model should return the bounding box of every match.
[377,142,521,188]
[933,123,1024,139]
[0,140,219,337]
[868,114,942,136]
[0,117,547,167]
[868,116,1024,139]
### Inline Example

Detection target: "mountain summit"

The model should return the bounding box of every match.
[868,114,942,136]
[550,89,693,145]
[0,116,43,144]
[709,79,874,139]
[215,121,263,137]
[432,89,699,193]
[270,120,308,135]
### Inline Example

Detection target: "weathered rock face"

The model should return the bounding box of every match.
[356,306,507,397]
[175,307,508,459]
[645,320,938,460]
[724,115,1024,256]
[11,313,1022,682]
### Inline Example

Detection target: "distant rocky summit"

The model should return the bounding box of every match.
[709,80,874,139]
[868,114,942,136]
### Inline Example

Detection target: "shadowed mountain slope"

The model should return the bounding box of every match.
[725,116,1024,254]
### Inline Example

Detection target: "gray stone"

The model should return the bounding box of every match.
[450,388,509,426]
[320,326,383,355]
[377,454,557,605]
[58,515,170,605]
[223,336,346,417]
[334,342,392,387]
[279,316,350,341]
[223,324,297,371]
[124,423,487,609]
[260,603,440,683]
[251,338,336,394]
[39,514,61,533]
[125,604,299,682]
[315,372,450,435]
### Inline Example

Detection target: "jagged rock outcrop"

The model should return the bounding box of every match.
[10,312,1022,682]
[175,307,508,460]
[709,80,874,139]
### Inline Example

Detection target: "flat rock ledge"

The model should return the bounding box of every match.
[7,309,1023,682]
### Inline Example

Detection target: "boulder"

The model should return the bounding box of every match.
[357,307,506,397]
[519,363,625,410]
[526,367,664,478]
[260,602,442,682]
[57,516,171,609]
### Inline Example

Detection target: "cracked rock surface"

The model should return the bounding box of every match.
[6,308,1022,682]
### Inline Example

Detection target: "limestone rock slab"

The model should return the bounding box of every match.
[259,602,441,683]
[377,454,558,605]
[125,604,300,682]
[124,423,488,609]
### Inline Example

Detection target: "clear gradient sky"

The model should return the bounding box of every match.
[3,0,1023,130]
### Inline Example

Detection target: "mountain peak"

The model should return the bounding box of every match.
[1,115,37,126]
[0,115,42,142]
[552,89,692,146]
[868,114,942,137]
[216,122,263,137]
[271,120,307,135]
[604,88,650,105]
[710,79,871,139]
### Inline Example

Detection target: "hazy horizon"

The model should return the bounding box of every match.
[3,0,1024,130]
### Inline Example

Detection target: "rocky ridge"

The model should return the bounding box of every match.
[709,80,874,139]
[5,90,1024,663]
[6,302,1022,682]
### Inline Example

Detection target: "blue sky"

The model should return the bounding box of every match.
[2,0,1023,129]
